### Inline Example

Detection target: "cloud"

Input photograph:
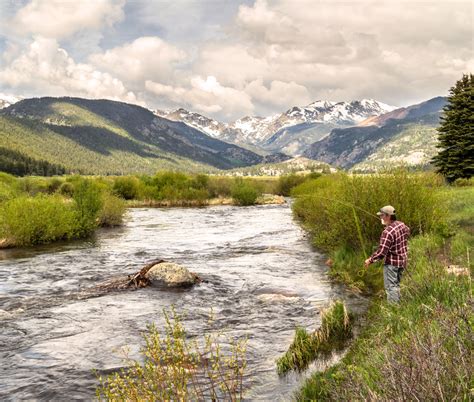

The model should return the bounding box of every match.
[0,37,137,103]
[11,0,125,39]
[245,79,311,111]
[146,76,254,120]
[89,36,186,84]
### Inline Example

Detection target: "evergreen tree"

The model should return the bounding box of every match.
[432,73,474,182]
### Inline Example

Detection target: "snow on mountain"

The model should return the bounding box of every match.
[0,93,21,109]
[154,108,226,138]
[154,99,396,155]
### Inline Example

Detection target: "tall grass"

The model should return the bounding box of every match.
[97,309,247,401]
[292,171,446,293]
[276,301,352,375]
[294,181,473,401]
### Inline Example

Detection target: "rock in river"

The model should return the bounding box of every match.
[145,262,199,287]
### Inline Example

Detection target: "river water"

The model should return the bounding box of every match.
[0,203,365,400]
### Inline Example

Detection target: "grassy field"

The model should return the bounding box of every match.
[289,173,473,400]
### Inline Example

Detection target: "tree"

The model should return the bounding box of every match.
[432,74,474,182]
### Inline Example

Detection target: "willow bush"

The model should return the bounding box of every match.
[97,310,247,401]
[292,171,445,254]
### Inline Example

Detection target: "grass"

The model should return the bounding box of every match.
[276,301,352,375]
[291,174,473,401]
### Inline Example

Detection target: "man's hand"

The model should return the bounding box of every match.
[364,258,371,268]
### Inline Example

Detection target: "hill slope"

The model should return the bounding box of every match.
[303,97,446,169]
[0,97,269,174]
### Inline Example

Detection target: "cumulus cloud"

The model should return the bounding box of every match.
[0,37,137,103]
[146,76,254,120]
[0,0,472,121]
[89,37,186,84]
[11,0,125,39]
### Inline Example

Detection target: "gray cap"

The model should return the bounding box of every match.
[377,205,396,216]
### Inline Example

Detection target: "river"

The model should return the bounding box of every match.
[0,203,365,400]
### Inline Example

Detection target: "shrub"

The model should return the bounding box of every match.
[231,181,260,206]
[292,171,445,253]
[98,193,126,227]
[277,174,308,196]
[72,179,103,236]
[113,176,141,200]
[97,309,247,400]
[58,181,75,197]
[0,194,77,246]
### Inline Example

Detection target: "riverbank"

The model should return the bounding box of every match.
[126,193,286,207]
[289,173,473,400]
[1,172,307,248]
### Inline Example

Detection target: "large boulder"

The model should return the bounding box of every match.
[145,262,199,287]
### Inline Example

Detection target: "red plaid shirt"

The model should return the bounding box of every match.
[369,221,410,268]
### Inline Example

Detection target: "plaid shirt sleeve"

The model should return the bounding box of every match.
[369,228,393,263]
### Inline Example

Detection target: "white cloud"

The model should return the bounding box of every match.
[11,0,125,39]
[0,37,137,103]
[89,37,186,84]
[146,76,254,120]
[245,79,311,110]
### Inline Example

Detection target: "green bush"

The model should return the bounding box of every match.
[113,176,141,200]
[292,171,445,253]
[0,194,77,246]
[58,181,75,197]
[277,174,308,196]
[231,181,260,206]
[98,193,126,227]
[73,179,103,236]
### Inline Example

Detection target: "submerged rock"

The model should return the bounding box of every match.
[145,262,200,287]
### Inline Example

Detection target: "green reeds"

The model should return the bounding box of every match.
[276,301,352,375]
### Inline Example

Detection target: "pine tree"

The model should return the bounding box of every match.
[432,74,474,182]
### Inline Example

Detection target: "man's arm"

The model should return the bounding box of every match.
[364,229,392,266]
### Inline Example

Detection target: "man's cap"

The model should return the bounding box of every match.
[377,205,396,216]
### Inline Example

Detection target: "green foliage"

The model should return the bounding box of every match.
[231,180,260,206]
[293,171,445,253]
[58,181,75,197]
[98,193,126,227]
[432,73,474,182]
[0,194,77,246]
[113,176,141,200]
[277,301,352,375]
[0,146,67,176]
[276,174,308,196]
[296,184,474,401]
[72,179,103,236]
[96,309,247,401]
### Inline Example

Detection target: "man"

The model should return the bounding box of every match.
[364,205,410,303]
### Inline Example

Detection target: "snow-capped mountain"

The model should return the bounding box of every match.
[154,99,396,156]
[0,94,20,109]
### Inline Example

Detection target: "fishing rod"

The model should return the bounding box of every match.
[294,193,380,276]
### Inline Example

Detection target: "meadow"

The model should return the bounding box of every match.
[285,171,473,400]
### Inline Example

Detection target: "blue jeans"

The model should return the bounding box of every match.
[383,264,404,303]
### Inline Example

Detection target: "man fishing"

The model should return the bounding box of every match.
[364,205,410,303]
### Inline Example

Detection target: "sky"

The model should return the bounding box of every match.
[0,0,472,121]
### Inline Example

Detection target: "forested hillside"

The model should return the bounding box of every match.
[0,97,268,175]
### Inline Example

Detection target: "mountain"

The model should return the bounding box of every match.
[303,97,446,170]
[156,99,395,156]
[0,97,275,175]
